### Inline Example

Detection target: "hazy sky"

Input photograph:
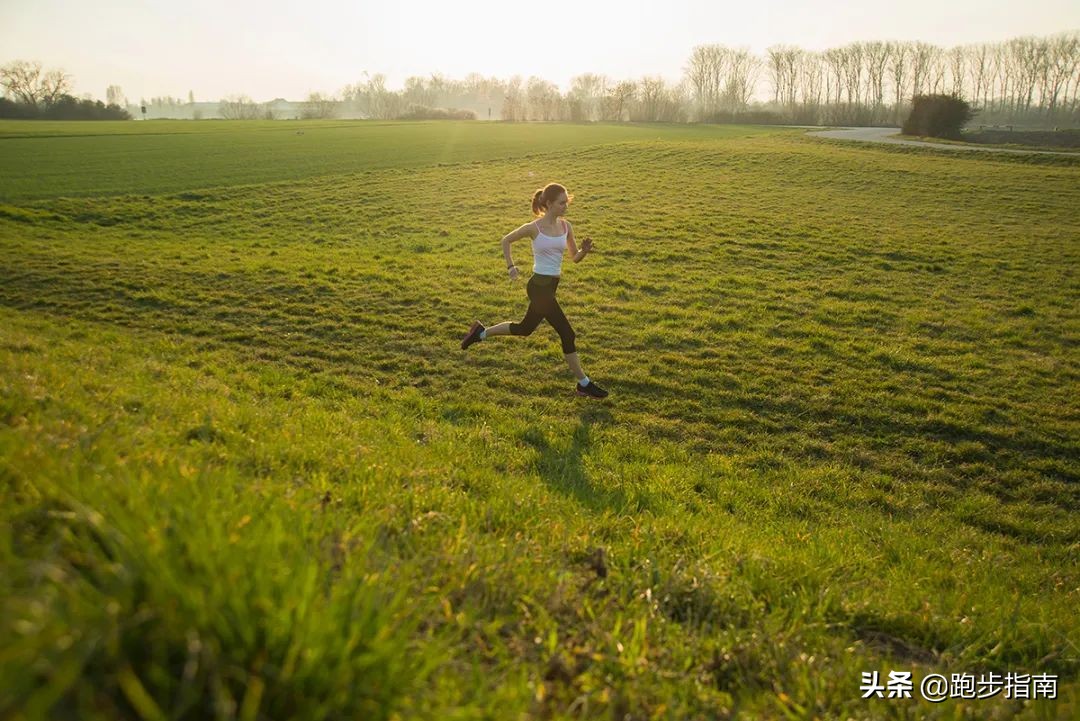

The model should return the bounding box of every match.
[3,0,1078,102]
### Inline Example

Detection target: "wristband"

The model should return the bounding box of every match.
[507,264,516,269]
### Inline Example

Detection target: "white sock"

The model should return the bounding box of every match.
[479,329,487,339]
[578,375,590,386]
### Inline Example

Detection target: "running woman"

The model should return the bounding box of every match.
[461,183,609,398]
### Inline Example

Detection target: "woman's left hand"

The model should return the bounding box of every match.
[581,237,593,253]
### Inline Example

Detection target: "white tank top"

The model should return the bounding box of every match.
[532,219,566,276]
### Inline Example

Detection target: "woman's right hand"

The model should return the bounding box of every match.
[508,266,520,281]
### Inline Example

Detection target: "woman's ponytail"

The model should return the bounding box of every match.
[531,188,545,216]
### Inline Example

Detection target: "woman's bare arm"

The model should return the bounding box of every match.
[501,222,535,278]
[565,221,592,263]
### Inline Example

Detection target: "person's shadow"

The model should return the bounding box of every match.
[520,406,627,513]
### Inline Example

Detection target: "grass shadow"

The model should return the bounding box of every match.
[520,406,627,514]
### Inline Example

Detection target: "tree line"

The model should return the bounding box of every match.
[276,32,1080,126]
[0,61,130,120]
[4,31,1077,125]
[762,34,1080,126]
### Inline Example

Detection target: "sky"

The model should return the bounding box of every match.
[2,0,1078,103]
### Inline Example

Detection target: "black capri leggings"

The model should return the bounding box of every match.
[509,273,577,354]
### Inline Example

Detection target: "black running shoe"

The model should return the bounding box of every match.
[461,321,484,350]
[576,380,609,399]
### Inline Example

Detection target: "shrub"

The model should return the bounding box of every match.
[218,95,261,120]
[0,97,35,118]
[697,110,784,125]
[902,94,975,139]
[734,110,785,125]
[396,105,476,120]
[0,95,131,120]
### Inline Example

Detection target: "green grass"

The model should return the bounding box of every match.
[0,120,789,202]
[1,120,1078,720]
[892,132,1080,154]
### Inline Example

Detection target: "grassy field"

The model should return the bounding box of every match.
[897,130,1080,154]
[1,119,1078,720]
[0,120,778,202]
[960,129,1080,152]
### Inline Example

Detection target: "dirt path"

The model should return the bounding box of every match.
[807,126,1078,156]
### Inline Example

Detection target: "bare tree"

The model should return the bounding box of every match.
[1038,33,1077,117]
[526,76,560,120]
[353,73,403,119]
[927,45,948,94]
[340,79,362,109]
[605,79,636,121]
[569,73,608,121]
[634,76,665,121]
[864,41,890,122]
[947,46,967,97]
[796,51,825,123]
[629,77,688,122]
[666,80,691,122]
[990,41,1012,114]
[1070,50,1080,115]
[839,43,865,106]
[967,43,993,109]
[822,47,845,108]
[910,42,937,97]
[301,92,339,119]
[40,69,72,106]
[460,73,504,116]
[501,76,526,121]
[767,47,783,106]
[767,45,799,107]
[218,94,261,120]
[341,74,369,116]
[0,60,44,104]
[403,76,436,108]
[428,73,448,108]
[820,46,846,120]
[1053,33,1080,115]
[823,44,868,123]
[1008,36,1043,112]
[889,41,911,123]
[725,49,760,112]
[1,60,72,107]
[367,73,391,118]
[685,44,728,119]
